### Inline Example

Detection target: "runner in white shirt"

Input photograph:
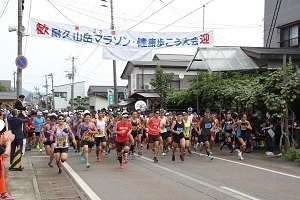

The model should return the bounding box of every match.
[95,111,107,162]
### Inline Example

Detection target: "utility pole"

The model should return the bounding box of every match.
[13,71,16,92]
[66,57,77,112]
[110,0,118,105]
[16,0,23,98]
[43,75,49,109]
[48,73,55,110]
[203,5,205,31]
[282,54,290,152]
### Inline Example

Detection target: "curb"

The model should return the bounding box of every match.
[27,154,41,200]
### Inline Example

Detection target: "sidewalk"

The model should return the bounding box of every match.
[4,149,89,200]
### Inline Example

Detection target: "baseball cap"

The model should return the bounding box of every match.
[205,108,210,113]
[187,107,193,112]
[122,112,129,118]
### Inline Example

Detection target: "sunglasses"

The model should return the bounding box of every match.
[58,118,64,120]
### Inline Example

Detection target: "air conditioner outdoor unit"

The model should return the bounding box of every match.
[144,84,151,90]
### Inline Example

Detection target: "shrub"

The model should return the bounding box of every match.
[283,147,300,163]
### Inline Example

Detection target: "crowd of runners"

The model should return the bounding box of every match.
[3,105,295,174]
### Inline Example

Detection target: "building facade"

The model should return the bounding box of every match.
[264,0,300,48]
[53,81,85,110]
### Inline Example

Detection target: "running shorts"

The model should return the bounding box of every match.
[148,135,160,143]
[81,140,95,148]
[95,137,107,146]
[115,140,130,152]
[54,147,68,153]
[160,132,171,141]
[172,133,184,144]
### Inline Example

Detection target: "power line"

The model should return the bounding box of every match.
[0,0,9,20]
[157,0,214,32]
[127,0,175,30]
[24,0,33,56]
[47,0,76,24]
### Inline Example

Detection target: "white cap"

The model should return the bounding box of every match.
[83,110,90,115]
[37,111,42,115]
[43,110,49,114]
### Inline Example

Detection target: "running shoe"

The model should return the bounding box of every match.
[172,155,175,161]
[36,144,40,149]
[266,152,274,156]
[199,142,203,148]
[180,155,184,161]
[131,152,135,159]
[100,150,105,156]
[119,163,124,169]
[86,163,91,168]
[78,151,82,156]
[193,144,198,152]
[138,151,142,156]
[39,149,42,152]
[107,148,111,154]
[199,153,204,157]
[123,154,128,164]
[219,142,224,150]
[208,155,213,160]
[48,162,53,168]
[188,150,192,154]
[58,169,62,174]
[96,157,101,162]
[75,150,78,153]
[153,157,158,163]
[81,156,86,163]
[237,150,243,160]
[146,143,149,150]
[162,152,166,156]
[0,192,14,200]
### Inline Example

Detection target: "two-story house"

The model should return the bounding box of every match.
[121,54,199,111]
[242,0,300,68]
[87,85,127,111]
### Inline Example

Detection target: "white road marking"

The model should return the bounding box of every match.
[138,156,260,200]
[221,187,261,200]
[204,153,300,180]
[63,162,101,200]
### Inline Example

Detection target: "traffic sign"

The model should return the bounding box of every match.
[15,55,28,69]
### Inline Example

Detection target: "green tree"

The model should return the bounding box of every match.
[150,66,174,109]
[0,82,11,92]
[74,96,86,109]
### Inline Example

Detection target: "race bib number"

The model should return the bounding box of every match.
[177,127,184,133]
[132,126,137,131]
[57,136,66,148]
[82,132,93,141]
[205,123,212,129]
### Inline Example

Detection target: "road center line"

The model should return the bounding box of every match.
[221,187,261,200]
[138,155,260,200]
[63,162,101,200]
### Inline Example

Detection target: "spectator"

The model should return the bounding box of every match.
[14,95,27,118]
[0,112,15,200]
[7,109,29,165]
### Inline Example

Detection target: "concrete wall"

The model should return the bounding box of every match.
[53,82,85,110]
[89,95,108,111]
[264,0,300,47]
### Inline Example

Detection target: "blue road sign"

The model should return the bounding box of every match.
[15,55,28,69]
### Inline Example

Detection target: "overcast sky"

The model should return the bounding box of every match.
[0,0,264,94]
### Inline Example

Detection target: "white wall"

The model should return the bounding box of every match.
[89,95,109,111]
[53,82,85,110]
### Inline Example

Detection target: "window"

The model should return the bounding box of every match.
[60,92,67,98]
[280,24,299,47]
[170,81,180,90]
[54,92,60,97]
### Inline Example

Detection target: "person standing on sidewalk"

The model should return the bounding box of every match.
[7,110,29,166]
[261,112,275,156]
[0,113,15,200]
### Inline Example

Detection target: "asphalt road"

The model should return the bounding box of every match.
[63,147,300,200]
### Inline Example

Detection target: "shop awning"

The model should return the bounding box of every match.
[128,92,160,99]
[186,47,259,72]
[117,99,135,107]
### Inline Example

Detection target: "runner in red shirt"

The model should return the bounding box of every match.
[114,112,131,169]
[147,110,161,163]
[25,114,35,148]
